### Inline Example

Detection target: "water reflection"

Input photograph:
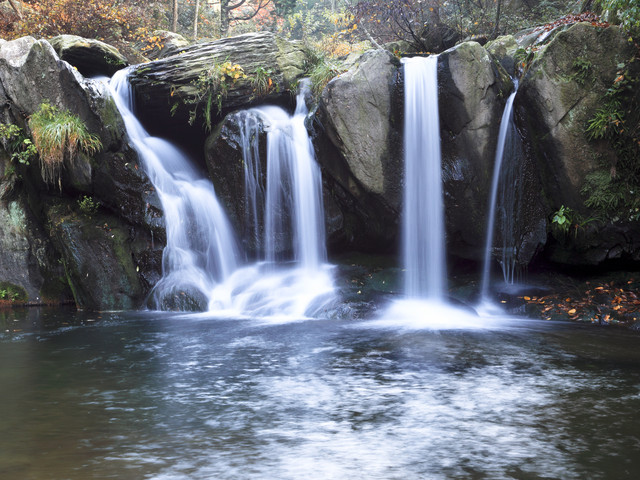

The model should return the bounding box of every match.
[1,310,639,479]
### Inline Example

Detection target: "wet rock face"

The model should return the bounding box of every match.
[519,23,635,209]
[46,203,155,310]
[205,110,268,257]
[437,41,519,262]
[0,36,163,308]
[314,48,403,253]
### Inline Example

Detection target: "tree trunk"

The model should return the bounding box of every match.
[221,5,230,37]
[193,0,200,39]
[172,0,179,32]
[492,0,502,38]
[7,0,22,18]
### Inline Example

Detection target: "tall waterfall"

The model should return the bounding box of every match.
[480,83,519,300]
[402,56,446,300]
[108,70,239,310]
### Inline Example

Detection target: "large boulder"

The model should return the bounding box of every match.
[315,49,403,252]
[519,22,637,265]
[520,23,634,208]
[48,34,128,77]
[128,32,307,134]
[320,49,401,202]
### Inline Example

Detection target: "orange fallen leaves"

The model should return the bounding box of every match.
[520,277,639,325]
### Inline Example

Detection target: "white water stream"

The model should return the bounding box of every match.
[480,82,519,303]
[401,56,446,300]
[109,70,239,310]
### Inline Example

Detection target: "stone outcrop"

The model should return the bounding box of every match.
[437,41,537,263]
[315,49,403,252]
[320,49,401,201]
[519,22,637,265]
[520,23,634,208]
[0,36,162,308]
[49,34,128,77]
[128,32,307,133]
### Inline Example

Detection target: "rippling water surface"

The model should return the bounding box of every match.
[1,308,639,479]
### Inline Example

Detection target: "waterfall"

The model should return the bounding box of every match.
[480,83,519,300]
[402,56,446,300]
[108,69,240,310]
[208,82,334,318]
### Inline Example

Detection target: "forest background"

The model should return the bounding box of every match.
[1,1,637,62]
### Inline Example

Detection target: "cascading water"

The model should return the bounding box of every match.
[208,82,334,318]
[108,70,239,310]
[402,56,446,300]
[108,71,333,318]
[479,82,520,302]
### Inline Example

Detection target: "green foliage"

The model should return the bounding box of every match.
[583,56,640,220]
[190,60,247,131]
[0,123,37,166]
[551,205,602,238]
[585,99,623,140]
[0,282,27,303]
[597,0,640,37]
[77,195,100,218]
[552,205,573,235]
[581,170,640,220]
[250,66,275,98]
[28,102,102,189]
[303,46,346,96]
[571,57,593,86]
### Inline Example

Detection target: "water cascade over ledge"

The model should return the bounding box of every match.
[108,73,334,317]
[208,83,334,318]
[378,55,485,328]
[108,70,240,310]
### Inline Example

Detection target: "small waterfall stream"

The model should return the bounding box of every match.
[402,56,446,301]
[108,70,240,310]
[480,82,519,301]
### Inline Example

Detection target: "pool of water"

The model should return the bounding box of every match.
[1,308,639,479]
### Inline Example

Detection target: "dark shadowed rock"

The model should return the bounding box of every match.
[0,36,163,309]
[49,34,128,77]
